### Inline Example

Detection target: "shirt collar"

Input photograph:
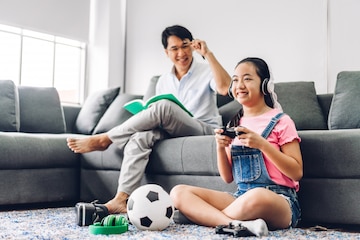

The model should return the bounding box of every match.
[171,59,196,78]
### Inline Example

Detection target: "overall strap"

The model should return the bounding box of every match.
[261,113,285,139]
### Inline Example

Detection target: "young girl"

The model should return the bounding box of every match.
[170,57,303,235]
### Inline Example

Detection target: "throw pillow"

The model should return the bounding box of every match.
[274,81,327,130]
[18,86,66,133]
[93,93,143,134]
[0,80,20,132]
[75,87,120,134]
[328,71,360,129]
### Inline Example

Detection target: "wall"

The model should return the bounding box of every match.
[124,0,359,95]
[0,0,359,97]
[86,0,126,96]
[0,0,90,42]
[327,0,360,92]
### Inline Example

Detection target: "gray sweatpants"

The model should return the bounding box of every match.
[107,100,215,195]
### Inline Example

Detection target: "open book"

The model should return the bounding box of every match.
[123,93,193,117]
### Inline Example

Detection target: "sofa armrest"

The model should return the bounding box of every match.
[62,104,81,133]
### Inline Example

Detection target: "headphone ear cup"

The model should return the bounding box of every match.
[114,215,127,226]
[102,215,127,226]
[89,214,128,235]
[261,78,270,95]
[102,215,115,226]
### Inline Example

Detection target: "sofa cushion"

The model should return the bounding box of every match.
[143,75,159,101]
[93,93,142,134]
[275,81,327,130]
[328,71,360,129]
[18,86,66,133]
[0,80,20,132]
[75,87,120,134]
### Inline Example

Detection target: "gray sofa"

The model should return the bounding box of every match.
[1,71,360,227]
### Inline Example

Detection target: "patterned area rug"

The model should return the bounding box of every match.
[1,207,360,240]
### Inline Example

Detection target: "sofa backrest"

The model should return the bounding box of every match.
[18,86,66,133]
[143,76,329,130]
[0,80,20,132]
[0,80,67,134]
[328,71,360,130]
[275,81,328,130]
[316,93,333,125]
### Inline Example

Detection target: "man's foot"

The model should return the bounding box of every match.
[66,133,112,153]
[105,192,129,214]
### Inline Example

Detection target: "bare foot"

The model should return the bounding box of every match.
[105,192,129,214]
[66,133,112,153]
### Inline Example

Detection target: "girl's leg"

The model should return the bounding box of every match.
[170,184,236,227]
[223,187,292,230]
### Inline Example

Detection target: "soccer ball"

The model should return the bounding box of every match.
[127,184,174,231]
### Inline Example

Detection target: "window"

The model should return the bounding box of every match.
[0,24,86,104]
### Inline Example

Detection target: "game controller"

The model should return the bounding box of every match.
[215,222,255,237]
[221,126,245,138]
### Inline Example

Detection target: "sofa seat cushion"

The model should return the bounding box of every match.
[18,86,66,133]
[80,143,124,170]
[75,87,120,135]
[299,129,360,178]
[328,71,360,129]
[146,136,219,175]
[275,81,327,130]
[0,132,78,169]
[0,80,20,132]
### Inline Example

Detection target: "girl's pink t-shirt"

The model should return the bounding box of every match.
[228,108,301,191]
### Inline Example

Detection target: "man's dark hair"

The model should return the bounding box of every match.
[161,25,193,49]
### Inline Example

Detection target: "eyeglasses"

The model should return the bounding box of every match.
[167,41,191,53]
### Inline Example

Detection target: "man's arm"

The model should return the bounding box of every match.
[192,39,231,96]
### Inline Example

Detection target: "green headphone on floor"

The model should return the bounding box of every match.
[89,214,128,235]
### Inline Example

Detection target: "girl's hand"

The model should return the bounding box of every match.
[234,126,267,149]
[214,128,233,148]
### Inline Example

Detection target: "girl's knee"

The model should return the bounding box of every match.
[240,188,275,210]
[170,184,188,207]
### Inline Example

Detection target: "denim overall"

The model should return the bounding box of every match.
[231,113,301,227]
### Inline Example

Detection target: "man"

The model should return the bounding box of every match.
[67,25,231,214]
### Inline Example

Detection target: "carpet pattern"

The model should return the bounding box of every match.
[1,207,360,239]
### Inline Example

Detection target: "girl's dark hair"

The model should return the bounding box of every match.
[161,25,194,49]
[227,57,274,127]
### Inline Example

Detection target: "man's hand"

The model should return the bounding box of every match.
[191,39,210,59]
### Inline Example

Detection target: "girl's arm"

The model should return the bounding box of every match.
[260,140,303,181]
[236,127,303,181]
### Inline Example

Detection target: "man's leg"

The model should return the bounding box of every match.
[109,100,214,142]
[105,101,214,214]
[105,129,165,213]
[69,100,214,213]
[67,100,212,153]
